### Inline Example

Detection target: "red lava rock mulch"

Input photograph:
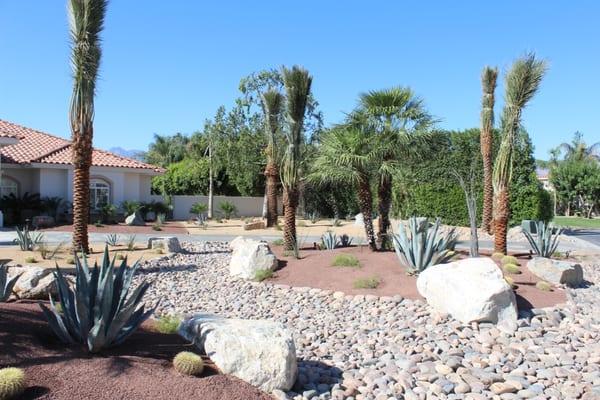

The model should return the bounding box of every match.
[0,301,271,400]
[41,221,188,235]
[269,246,566,310]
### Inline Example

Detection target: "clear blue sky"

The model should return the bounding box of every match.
[1,1,599,159]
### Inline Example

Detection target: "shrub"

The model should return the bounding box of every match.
[297,220,307,227]
[13,226,44,251]
[152,223,162,231]
[331,254,360,268]
[331,218,342,227]
[100,203,117,223]
[121,200,141,215]
[353,276,380,289]
[105,233,120,247]
[271,238,284,246]
[173,352,204,376]
[391,217,457,275]
[0,265,21,302]
[522,221,562,258]
[254,269,273,282]
[190,202,208,217]
[503,263,521,274]
[155,315,181,334]
[219,201,237,219]
[501,255,519,266]
[38,241,65,260]
[536,281,552,291]
[0,367,26,400]
[24,256,37,264]
[320,231,338,250]
[66,257,76,265]
[40,246,156,352]
[125,235,137,251]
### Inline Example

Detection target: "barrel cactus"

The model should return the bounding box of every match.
[40,246,157,353]
[0,367,25,400]
[173,351,204,376]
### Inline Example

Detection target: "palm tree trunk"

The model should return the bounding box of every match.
[377,175,392,249]
[72,132,92,252]
[481,135,494,233]
[359,178,377,251]
[207,144,214,219]
[265,162,278,227]
[493,188,509,254]
[283,189,298,250]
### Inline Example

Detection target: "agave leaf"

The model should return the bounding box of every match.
[40,302,75,344]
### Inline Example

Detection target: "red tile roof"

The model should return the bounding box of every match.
[0,119,162,173]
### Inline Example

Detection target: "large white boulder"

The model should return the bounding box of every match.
[417,258,518,331]
[179,314,297,392]
[147,236,181,253]
[229,236,277,280]
[8,266,58,300]
[527,257,583,287]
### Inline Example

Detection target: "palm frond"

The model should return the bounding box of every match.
[260,89,284,162]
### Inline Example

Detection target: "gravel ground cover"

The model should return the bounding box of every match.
[135,242,600,400]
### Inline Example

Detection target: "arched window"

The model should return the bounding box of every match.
[0,176,19,198]
[90,178,111,210]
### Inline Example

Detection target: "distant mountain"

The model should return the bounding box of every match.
[108,147,146,161]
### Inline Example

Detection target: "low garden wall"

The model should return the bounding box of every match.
[149,195,283,220]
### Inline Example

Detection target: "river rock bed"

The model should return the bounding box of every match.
[133,242,600,400]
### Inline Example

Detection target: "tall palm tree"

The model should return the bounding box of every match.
[480,66,498,234]
[557,131,600,162]
[358,87,432,249]
[69,0,108,252]
[281,66,312,250]
[310,128,378,250]
[493,54,547,254]
[261,89,284,227]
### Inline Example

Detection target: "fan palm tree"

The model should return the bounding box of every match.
[310,127,378,250]
[358,87,433,249]
[281,66,312,250]
[557,131,600,162]
[261,89,284,227]
[69,0,108,252]
[493,54,547,254]
[480,66,498,234]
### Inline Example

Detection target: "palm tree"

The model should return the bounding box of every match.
[69,0,108,252]
[261,89,284,227]
[493,54,547,254]
[310,128,378,250]
[557,131,600,162]
[358,87,433,249]
[480,66,498,234]
[281,66,312,250]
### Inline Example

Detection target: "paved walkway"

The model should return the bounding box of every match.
[1,228,597,253]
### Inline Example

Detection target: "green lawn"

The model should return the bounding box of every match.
[553,216,600,229]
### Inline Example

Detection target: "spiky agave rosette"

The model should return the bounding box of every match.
[40,246,158,353]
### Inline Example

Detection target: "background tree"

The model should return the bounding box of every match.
[310,127,379,250]
[261,89,284,227]
[281,66,312,250]
[144,133,189,168]
[556,131,600,162]
[68,0,107,252]
[493,54,547,254]
[357,87,433,248]
[480,66,498,233]
[550,155,600,217]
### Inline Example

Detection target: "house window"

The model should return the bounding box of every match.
[0,176,18,198]
[90,178,110,210]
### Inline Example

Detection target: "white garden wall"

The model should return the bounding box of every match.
[150,194,283,220]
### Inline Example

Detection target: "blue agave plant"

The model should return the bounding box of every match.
[522,221,562,258]
[1,265,22,302]
[320,231,338,250]
[40,246,157,352]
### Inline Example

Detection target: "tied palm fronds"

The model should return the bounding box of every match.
[1,265,22,302]
[493,53,547,254]
[522,221,562,257]
[391,217,457,275]
[40,246,157,352]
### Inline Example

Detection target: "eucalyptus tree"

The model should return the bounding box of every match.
[357,87,433,249]
[260,89,284,227]
[281,66,312,250]
[68,0,108,252]
[309,127,378,250]
[493,54,547,254]
[480,66,498,234]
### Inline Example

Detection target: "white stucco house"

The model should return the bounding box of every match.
[0,119,162,226]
